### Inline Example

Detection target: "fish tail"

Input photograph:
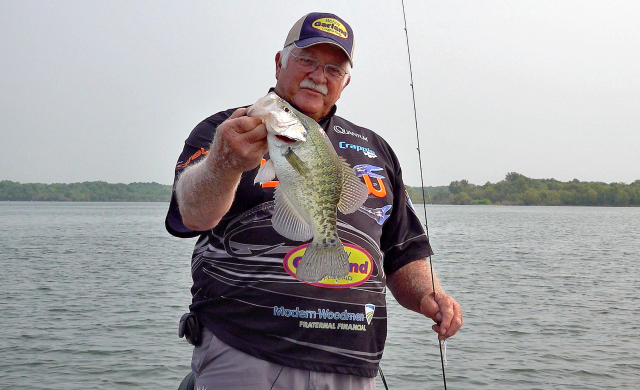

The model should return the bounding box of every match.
[296,240,350,283]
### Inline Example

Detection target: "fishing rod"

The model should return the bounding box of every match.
[400,1,449,389]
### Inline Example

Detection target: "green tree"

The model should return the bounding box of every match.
[406,174,639,207]
[520,188,541,205]
[453,192,473,205]
[448,181,462,195]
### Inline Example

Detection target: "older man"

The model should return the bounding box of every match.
[167,12,462,390]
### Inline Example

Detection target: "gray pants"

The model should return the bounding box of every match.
[192,328,376,390]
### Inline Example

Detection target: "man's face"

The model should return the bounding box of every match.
[274,43,351,122]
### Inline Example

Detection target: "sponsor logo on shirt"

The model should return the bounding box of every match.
[354,164,388,198]
[364,304,375,325]
[333,125,368,142]
[338,142,376,158]
[359,205,392,225]
[272,303,376,331]
[273,306,365,321]
[282,243,373,288]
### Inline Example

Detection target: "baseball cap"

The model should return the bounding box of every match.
[284,12,354,67]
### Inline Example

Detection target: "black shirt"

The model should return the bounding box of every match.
[166,97,432,377]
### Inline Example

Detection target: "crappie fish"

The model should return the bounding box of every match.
[247,92,369,282]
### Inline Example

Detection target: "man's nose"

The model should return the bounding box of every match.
[308,65,327,84]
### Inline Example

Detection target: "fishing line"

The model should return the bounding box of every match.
[378,367,389,389]
[400,1,449,389]
[268,366,284,390]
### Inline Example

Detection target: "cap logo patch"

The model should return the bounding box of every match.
[312,18,348,39]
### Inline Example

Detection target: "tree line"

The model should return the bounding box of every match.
[407,172,640,206]
[3,173,639,206]
[0,181,172,202]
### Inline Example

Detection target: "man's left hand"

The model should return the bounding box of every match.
[420,292,463,340]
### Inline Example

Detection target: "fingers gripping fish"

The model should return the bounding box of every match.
[247,92,369,283]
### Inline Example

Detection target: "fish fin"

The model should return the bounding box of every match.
[284,147,310,177]
[272,186,313,241]
[337,161,370,214]
[296,240,350,282]
[254,159,276,184]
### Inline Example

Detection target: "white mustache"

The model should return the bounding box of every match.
[299,79,328,95]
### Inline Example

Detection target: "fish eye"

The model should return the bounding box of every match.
[283,107,290,112]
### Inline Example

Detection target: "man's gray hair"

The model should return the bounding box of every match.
[280,44,295,69]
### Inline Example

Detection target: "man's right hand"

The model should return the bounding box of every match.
[175,108,268,231]
[208,107,268,174]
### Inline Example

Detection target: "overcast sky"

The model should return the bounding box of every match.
[2,0,639,187]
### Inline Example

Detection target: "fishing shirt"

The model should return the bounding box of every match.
[166,97,433,378]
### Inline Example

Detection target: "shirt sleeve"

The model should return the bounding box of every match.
[165,108,237,238]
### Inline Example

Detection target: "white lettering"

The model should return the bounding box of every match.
[276,306,366,322]
[274,306,317,319]
[333,125,368,142]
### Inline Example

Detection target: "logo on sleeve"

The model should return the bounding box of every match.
[176,148,209,169]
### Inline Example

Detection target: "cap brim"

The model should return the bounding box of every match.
[294,37,353,67]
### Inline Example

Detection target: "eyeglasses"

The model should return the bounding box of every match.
[289,52,348,81]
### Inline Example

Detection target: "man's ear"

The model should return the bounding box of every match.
[343,74,351,89]
[275,52,282,79]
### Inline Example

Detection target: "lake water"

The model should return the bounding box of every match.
[0,202,638,389]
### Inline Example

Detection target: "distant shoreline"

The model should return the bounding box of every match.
[0,181,171,202]
[405,173,639,206]
[2,173,639,206]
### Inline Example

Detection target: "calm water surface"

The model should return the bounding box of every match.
[0,202,638,389]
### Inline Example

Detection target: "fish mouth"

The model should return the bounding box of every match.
[276,135,297,143]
